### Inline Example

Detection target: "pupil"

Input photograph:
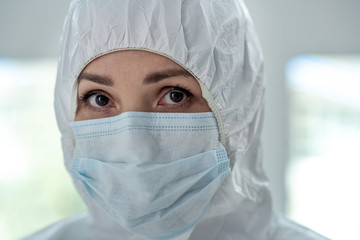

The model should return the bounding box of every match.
[95,95,109,106]
[170,91,184,103]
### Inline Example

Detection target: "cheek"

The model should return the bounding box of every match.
[192,97,212,113]
[75,106,89,121]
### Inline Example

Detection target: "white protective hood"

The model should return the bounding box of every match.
[47,0,328,240]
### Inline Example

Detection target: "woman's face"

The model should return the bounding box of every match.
[76,50,211,121]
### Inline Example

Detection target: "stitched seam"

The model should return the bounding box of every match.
[216,149,230,178]
[75,126,218,139]
[71,115,216,129]
[75,124,217,136]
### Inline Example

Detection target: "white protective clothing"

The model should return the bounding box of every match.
[25,0,329,239]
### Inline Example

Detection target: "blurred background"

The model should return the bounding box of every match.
[0,0,359,239]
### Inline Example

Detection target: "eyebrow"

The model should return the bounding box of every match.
[78,73,114,86]
[78,69,192,86]
[143,69,192,84]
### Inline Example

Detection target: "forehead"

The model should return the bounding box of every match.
[82,50,184,74]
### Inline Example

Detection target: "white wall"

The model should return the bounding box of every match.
[0,0,71,57]
[244,0,360,212]
[1,0,359,214]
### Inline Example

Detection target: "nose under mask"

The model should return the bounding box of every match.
[70,111,230,239]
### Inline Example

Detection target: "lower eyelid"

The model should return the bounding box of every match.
[85,102,115,114]
[159,98,193,111]
[159,94,193,110]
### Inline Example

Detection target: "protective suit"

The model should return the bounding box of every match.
[25,0,329,239]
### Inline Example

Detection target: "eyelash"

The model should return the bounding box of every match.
[78,85,193,112]
[78,90,113,112]
[172,85,192,96]
[160,85,193,107]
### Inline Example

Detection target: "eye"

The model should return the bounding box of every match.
[161,88,190,105]
[88,93,110,107]
[79,91,114,110]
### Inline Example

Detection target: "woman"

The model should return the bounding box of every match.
[26,0,328,239]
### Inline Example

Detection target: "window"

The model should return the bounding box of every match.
[0,59,85,240]
[286,55,360,240]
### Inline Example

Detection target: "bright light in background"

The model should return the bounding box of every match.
[286,55,360,240]
[0,59,85,240]
[287,55,360,108]
[0,59,53,182]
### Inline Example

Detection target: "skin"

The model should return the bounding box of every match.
[75,50,211,121]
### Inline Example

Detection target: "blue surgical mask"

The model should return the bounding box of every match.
[70,112,230,240]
